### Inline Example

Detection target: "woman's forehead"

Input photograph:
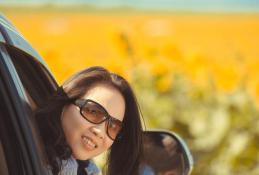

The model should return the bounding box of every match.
[82,84,125,121]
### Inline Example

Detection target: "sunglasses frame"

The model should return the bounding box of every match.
[73,99,123,140]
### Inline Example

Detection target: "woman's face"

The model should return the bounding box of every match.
[61,83,125,160]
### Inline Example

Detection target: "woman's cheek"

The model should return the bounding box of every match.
[62,106,82,140]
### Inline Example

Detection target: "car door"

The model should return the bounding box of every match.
[0,15,58,175]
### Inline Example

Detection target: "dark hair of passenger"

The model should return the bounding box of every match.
[35,66,143,175]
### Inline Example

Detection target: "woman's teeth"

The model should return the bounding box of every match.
[82,136,97,149]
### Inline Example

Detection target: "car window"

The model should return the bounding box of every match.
[0,78,26,175]
[0,140,9,175]
[5,45,58,108]
[3,44,58,174]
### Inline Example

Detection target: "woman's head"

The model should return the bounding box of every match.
[36,66,143,175]
[61,83,125,160]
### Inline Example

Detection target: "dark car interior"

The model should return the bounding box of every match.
[0,43,58,175]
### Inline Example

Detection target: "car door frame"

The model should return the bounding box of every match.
[0,15,55,175]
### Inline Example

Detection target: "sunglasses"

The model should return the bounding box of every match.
[74,99,123,140]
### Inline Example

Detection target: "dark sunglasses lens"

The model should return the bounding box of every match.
[107,118,122,140]
[81,101,106,123]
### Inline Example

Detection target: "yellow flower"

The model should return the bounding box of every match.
[156,74,173,93]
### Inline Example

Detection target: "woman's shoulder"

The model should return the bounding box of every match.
[58,157,77,175]
[86,159,102,175]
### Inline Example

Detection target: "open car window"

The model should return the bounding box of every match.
[0,43,58,175]
[0,74,26,175]
[5,44,58,108]
[6,44,58,167]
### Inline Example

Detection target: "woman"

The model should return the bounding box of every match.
[35,66,143,175]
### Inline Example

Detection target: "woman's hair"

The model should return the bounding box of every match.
[35,66,143,175]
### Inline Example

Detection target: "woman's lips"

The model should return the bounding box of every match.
[81,136,98,151]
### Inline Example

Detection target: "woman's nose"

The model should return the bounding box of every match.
[90,123,105,139]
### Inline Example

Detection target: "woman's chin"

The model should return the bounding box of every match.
[71,148,98,160]
[72,152,90,160]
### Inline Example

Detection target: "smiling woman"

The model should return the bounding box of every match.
[35,66,144,175]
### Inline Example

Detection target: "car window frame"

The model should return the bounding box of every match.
[0,43,49,175]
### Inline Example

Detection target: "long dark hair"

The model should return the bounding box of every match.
[35,66,143,175]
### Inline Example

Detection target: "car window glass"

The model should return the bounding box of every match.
[4,45,58,174]
[0,79,25,175]
[0,140,9,175]
[0,33,5,43]
[6,45,57,108]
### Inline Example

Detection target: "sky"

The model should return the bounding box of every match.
[1,0,259,12]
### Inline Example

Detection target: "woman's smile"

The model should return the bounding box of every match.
[81,135,97,150]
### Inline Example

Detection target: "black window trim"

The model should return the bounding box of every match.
[0,43,46,175]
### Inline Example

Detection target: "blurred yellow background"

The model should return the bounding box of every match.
[2,7,259,175]
[5,12,259,98]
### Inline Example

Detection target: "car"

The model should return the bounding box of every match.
[0,14,193,175]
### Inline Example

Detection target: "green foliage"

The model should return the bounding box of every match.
[131,66,259,175]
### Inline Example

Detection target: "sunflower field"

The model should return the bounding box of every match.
[2,7,259,175]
